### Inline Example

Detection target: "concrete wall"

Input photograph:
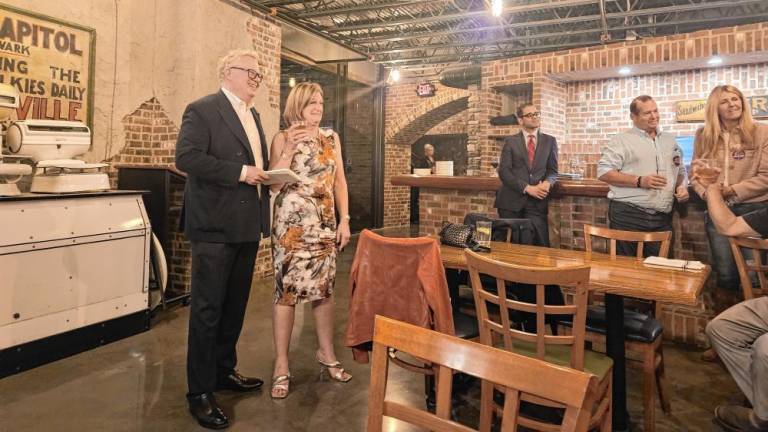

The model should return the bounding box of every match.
[12,0,281,163]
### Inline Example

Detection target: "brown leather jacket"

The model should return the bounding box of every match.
[344,230,455,363]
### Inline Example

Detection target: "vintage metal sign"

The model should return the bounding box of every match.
[0,3,95,125]
[676,95,768,122]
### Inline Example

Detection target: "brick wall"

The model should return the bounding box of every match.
[384,83,471,226]
[563,64,768,178]
[109,10,282,293]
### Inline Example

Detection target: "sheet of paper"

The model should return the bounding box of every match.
[262,169,300,185]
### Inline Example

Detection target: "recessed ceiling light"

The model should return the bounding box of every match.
[389,69,401,82]
[618,67,632,75]
[288,77,296,88]
[492,0,503,17]
[708,56,723,65]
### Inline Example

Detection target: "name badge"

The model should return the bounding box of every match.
[732,150,746,160]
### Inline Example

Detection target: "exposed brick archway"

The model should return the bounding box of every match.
[388,96,469,146]
[383,84,470,226]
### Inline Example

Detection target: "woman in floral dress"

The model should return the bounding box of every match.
[267,82,351,399]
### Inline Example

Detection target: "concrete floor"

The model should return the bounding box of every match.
[0,228,742,431]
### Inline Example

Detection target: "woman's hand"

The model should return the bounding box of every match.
[336,219,351,252]
[284,123,308,149]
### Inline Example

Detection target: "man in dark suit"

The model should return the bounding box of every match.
[494,103,558,247]
[175,49,270,430]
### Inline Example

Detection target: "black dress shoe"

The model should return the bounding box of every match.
[187,392,229,430]
[216,371,264,392]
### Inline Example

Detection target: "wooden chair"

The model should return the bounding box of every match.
[729,236,768,300]
[367,315,600,432]
[464,249,612,432]
[576,224,672,432]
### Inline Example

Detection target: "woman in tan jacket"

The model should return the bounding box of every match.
[691,84,768,360]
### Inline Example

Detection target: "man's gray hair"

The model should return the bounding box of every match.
[217,49,260,82]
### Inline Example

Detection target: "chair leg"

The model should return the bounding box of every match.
[479,381,494,432]
[643,346,656,432]
[600,378,612,432]
[656,345,672,414]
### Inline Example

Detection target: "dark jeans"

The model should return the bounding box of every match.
[498,201,549,247]
[705,202,768,291]
[187,240,259,395]
[608,201,673,257]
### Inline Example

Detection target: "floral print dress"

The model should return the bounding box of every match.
[272,129,338,305]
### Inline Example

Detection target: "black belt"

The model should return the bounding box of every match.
[610,200,670,216]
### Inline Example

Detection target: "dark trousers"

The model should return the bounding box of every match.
[187,240,259,395]
[498,200,550,247]
[705,202,768,291]
[608,200,672,257]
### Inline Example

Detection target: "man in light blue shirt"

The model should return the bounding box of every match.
[597,95,689,256]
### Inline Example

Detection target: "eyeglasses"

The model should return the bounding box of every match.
[229,66,263,83]
[521,112,541,119]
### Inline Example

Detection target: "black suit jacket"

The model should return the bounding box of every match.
[494,130,558,212]
[175,91,270,243]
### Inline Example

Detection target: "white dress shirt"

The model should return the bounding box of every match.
[221,87,264,183]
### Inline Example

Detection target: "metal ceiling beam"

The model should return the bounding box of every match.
[259,0,309,6]
[323,0,602,33]
[369,9,768,55]
[296,1,448,19]
[384,40,596,65]
[376,10,768,66]
[350,0,764,44]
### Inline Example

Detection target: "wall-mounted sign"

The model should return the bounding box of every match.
[676,95,768,122]
[0,3,95,125]
[416,82,436,98]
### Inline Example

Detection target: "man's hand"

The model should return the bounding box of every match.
[244,166,269,185]
[524,182,549,200]
[675,185,689,202]
[640,174,667,189]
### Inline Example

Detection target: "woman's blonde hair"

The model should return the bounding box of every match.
[696,85,755,158]
[283,82,323,126]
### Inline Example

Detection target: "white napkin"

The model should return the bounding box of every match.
[643,256,706,270]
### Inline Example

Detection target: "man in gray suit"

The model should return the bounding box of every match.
[494,103,558,247]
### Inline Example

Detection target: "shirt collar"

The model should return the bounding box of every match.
[522,129,538,139]
[221,87,253,110]
[631,126,663,138]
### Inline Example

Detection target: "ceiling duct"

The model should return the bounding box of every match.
[439,66,481,89]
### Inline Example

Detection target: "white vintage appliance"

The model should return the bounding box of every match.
[0,84,32,196]
[0,191,152,377]
[4,120,110,193]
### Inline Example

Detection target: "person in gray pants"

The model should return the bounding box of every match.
[698,179,768,432]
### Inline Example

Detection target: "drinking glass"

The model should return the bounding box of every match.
[475,221,492,249]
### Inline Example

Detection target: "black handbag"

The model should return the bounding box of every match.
[439,222,473,248]
[438,221,489,252]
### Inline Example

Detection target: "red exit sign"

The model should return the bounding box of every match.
[416,82,436,97]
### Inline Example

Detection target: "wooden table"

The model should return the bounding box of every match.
[440,241,710,431]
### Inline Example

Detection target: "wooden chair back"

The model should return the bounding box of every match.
[464,249,591,371]
[729,236,768,300]
[583,224,671,259]
[367,315,598,432]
